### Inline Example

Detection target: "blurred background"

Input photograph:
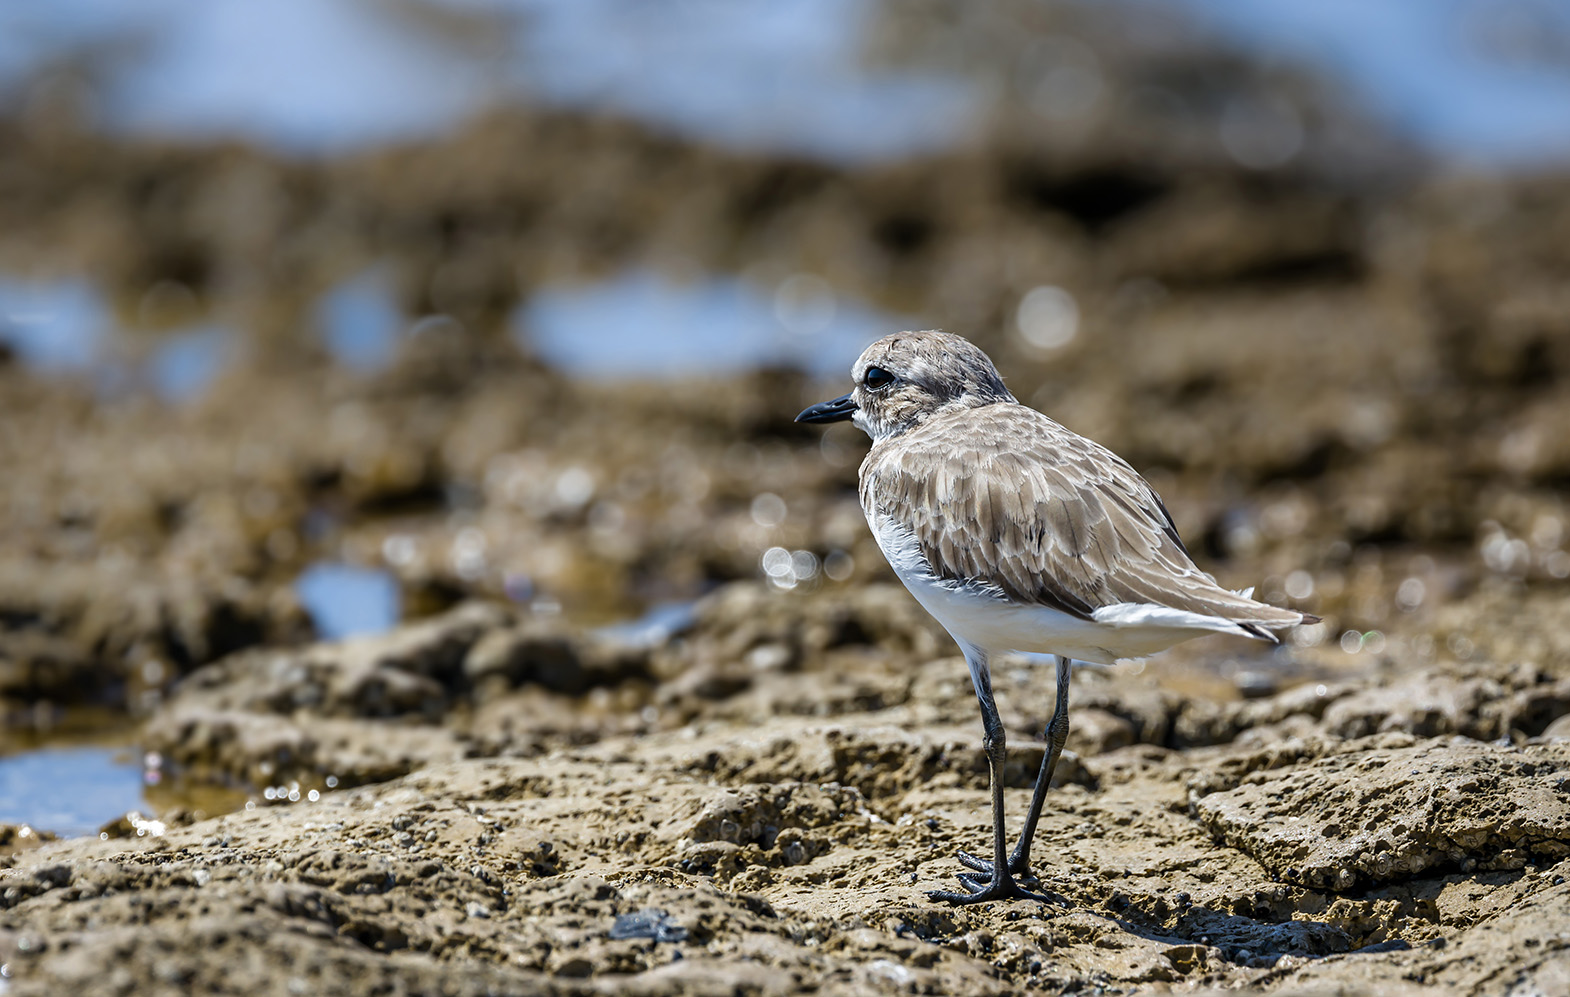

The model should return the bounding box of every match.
[3,0,1570,834]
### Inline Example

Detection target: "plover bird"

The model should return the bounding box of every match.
[796,331,1317,905]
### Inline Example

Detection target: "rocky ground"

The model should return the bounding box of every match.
[4,3,1570,994]
[4,590,1570,995]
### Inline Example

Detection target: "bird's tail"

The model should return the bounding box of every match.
[1229,587,1319,642]
[1228,587,1320,642]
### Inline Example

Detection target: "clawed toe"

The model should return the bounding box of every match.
[930,849,1063,905]
[930,852,1055,906]
[956,850,991,874]
[952,849,1038,887]
[927,875,1055,906]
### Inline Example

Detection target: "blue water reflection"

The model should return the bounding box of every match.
[516,268,900,380]
[595,601,697,649]
[1171,0,1570,166]
[0,276,237,400]
[508,0,978,161]
[148,325,233,402]
[294,561,402,640]
[0,746,145,838]
[0,0,973,162]
[3,2,1568,177]
[0,0,498,154]
[0,276,111,374]
[317,269,403,372]
[0,0,149,95]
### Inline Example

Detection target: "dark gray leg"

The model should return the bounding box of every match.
[927,647,1053,906]
[958,655,1071,885]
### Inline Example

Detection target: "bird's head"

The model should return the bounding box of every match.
[795,331,1016,442]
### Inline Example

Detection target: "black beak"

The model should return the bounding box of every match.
[795,391,857,424]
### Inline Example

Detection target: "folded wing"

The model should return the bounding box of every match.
[861,405,1304,633]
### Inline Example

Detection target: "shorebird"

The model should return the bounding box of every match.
[796,331,1316,905]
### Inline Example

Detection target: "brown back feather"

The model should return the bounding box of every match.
[860,402,1304,630]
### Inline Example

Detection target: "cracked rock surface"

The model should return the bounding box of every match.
[1191,736,1570,890]
[6,589,1570,995]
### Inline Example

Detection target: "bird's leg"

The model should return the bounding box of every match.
[959,655,1071,887]
[928,647,1053,906]
[1009,655,1072,878]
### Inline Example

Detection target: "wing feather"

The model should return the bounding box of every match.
[860,403,1302,629]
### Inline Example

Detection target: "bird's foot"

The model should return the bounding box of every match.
[926,872,1054,906]
[954,848,1037,885]
[926,851,1057,906]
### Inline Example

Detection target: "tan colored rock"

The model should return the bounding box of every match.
[1192,736,1570,890]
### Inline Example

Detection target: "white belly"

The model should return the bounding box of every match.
[870,513,1255,665]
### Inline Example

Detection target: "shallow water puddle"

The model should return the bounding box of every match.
[0,746,146,838]
[316,268,403,372]
[506,0,979,162]
[594,600,697,648]
[0,275,113,374]
[0,275,236,401]
[0,0,495,156]
[0,0,976,162]
[516,267,902,380]
[147,325,236,403]
[294,561,402,640]
[4,1,1568,165]
[1169,0,1570,166]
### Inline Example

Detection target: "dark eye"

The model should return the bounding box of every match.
[863,366,895,390]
